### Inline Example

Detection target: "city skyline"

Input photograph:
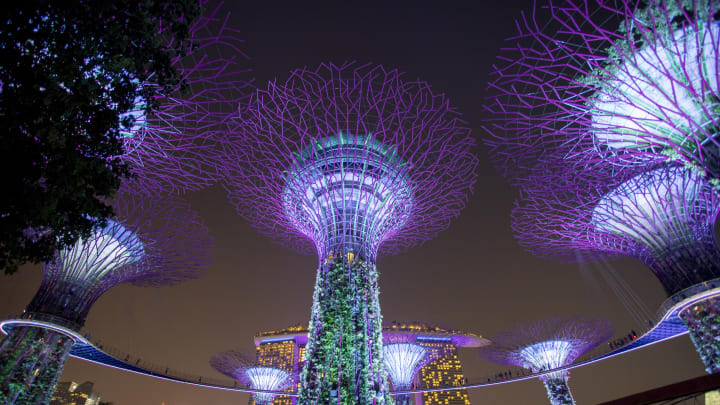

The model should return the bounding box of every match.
[0,1,717,404]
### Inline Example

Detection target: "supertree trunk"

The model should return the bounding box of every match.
[679,297,720,373]
[542,374,575,405]
[0,326,74,405]
[639,235,720,296]
[298,254,390,405]
[393,394,411,405]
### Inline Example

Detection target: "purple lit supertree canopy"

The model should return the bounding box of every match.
[485,0,720,182]
[210,350,295,405]
[223,62,478,404]
[0,184,212,404]
[485,0,720,374]
[479,317,613,405]
[119,1,251,193]
[512,162,720,371]
[512,164,720,296]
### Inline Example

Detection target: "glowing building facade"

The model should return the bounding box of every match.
[225,62,477,403]
[0,188,212,404]
[250,322,488,405]
[479,317,613,405]
[50,381,101,405]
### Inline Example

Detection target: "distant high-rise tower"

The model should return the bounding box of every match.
[50,381,101,405]
[250,322,488,405]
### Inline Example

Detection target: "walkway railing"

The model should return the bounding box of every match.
[2,284,719,395]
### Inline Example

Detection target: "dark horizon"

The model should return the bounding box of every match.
[1,1,717,404]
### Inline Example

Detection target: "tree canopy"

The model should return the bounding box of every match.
[0,0,201,274]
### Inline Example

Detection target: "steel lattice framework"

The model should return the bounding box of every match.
[480,317,613,405]
[485,0,720,182]
[485,0,720,376]
[512,164,720,296]
[120,1,251,193]
[0,184,212,404]
[383,335,438,405]
[210,350,295,405]
[224,62,477,404]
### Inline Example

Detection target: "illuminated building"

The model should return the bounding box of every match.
[250,322,488,404]
[224,62,478,403]
[0,187,212,404]
[479,317,613,405]
[50,381,100,405]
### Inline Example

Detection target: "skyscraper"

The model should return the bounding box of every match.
[50,381,101,405]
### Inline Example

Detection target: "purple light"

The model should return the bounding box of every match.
[210,350,295,405]
[512,165,720,296]
[0,183,212,403]
[27,183,213,326]
[480,317,613,405]
[480,317,613,374]
[225,62,477,257]
[282,133,413,257]
[485,0,720,180]
[224,62,477,403]
[119,2,251,193]
[591,166,716,254]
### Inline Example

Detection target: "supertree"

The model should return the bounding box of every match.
[511,163,720,371]
[485,0,720,183]
[210,350,296,405]
[484,0,720,373]
[0,185,212,404]
[383,336,437,405]
[118,1,251,193]
[479,317,613,405]
[224,62,478,404]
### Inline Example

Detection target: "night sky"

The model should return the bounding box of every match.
[1,1,718,404]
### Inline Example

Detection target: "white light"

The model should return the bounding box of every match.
[243,367,292,405]
[383,343,427,389]
[519,340,573,371]
[591,22,719,153]
[592,167,702,250]
[57,220,145,283]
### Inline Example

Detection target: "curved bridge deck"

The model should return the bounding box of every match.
[2,283,718,396]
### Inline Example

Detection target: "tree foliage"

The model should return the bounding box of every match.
[0,0,201,274]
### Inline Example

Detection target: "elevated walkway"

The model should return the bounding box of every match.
[2,282,719,396]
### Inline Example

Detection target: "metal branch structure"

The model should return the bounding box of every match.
[514,165,720,294]
[0,185,212,404]
[479,317,613,405]
[210,350,295,405]
[383,336,437,405]
[224,62,478,404]
[485,0,720,182]
[486,0,720,375]
[512,163,720,371]
[120,2,251,193]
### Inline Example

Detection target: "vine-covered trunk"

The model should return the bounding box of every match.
[542,374,574,405]
[680,296,720,373]
[0,326,74,405]
[297,254,391,405]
